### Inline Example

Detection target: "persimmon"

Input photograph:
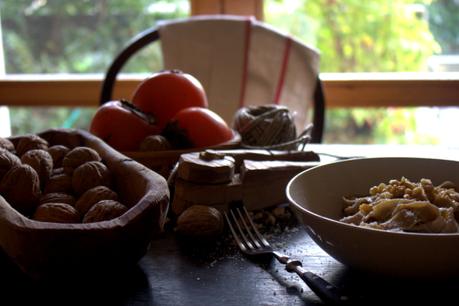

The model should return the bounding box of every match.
[90,100,159,151]
[131,70,208,130]
[162,107,234,149]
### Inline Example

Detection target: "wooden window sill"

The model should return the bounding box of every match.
[0,72,458,108]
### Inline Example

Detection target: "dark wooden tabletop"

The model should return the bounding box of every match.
[2,144,459,306]
[2,226,458,306]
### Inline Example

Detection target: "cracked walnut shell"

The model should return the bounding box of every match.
[75,185,118,215]
[33,203,80,223]
[62,146,101,175]
[72,161,111,195]
[0,164,41,216]
[82,200,128,223]
[15,135,49,157]
[21,149,53,188]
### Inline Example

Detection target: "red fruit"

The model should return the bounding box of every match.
[90,100,159,151]
[131,70,208,130]
[162,107,234,149]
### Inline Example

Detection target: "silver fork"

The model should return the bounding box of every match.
[224,206,352,305]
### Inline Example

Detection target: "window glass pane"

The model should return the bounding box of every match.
[265,0,459,145]
[0,0,188,136]
[1,1,458,146]
[1,0,189,74]
[9,107,97,135]
[265,0,459,73]
[324,107,459,144]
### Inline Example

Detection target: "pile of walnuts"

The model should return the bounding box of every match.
[0,134,128,224]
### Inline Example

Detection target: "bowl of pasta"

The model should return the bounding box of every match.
[286,157,459,278]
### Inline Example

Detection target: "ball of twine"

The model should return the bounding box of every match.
[233,104,310,150]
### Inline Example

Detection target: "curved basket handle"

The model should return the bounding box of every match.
[100,28,160,105]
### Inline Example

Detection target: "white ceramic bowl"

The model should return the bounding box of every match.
[286,157,459,278]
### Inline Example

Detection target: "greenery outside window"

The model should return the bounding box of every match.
[265,0,459,144]
[0,0,458,145]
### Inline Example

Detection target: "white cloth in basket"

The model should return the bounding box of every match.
[158,15,320,132]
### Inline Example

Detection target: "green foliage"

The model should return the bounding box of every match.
[428,0,459,53]
[2,1,457,142]
[265,0,446,143]
[1,0,188,73]
[306,0,439,72]
[266,0,439,72]
[9,107,96,135]
[1,0,187,135]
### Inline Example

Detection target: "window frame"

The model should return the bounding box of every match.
[0,72,458,108]
[0,1,458,110]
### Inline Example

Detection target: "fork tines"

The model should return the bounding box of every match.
[224,206,271,254]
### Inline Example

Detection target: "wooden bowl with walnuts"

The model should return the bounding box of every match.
[0,128,169,280]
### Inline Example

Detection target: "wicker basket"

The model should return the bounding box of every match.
[0,128,169,280]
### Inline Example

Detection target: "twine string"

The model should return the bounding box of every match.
[233,105,313,151]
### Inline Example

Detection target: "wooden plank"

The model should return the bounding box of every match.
[190,0,263,20]
[223,0,263,20]
[323,78,459,108]
[0,75,141,107]
[0,73,458,108]
[176,152,235,184]
[190,0,222,15]
[240,160,318,210]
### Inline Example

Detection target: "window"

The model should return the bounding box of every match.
[264,0,459,144]
[0,0,188,135]
[1,0,458,145]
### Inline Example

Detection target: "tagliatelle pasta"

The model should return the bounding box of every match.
[340,177,459,233]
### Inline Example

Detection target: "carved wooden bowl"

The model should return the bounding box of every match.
[0,129,169,280]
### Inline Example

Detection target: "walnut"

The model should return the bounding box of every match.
[0,149,21,181]
[176,205,224,239]
[140,135,172,151]
[21,149,53,188]
[44,173,73,194]
[0,164,41,216]
[72,161,111,195]
[48,145,70,168]
[39,192,76,207]
[16,135,48,157]
[82,200,128,223]
[52,167,65,176]
[0,137,15,153]
[75,185,118,215]
[33,203,80,223]
[62,146,101,175]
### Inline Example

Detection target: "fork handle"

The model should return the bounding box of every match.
[285,260,352,305]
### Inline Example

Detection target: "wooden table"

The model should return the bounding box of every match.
[2,145,459,306]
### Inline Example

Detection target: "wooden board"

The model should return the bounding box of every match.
[177,152,235,184]
[121,130,241,178]
[171,158,320,213]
